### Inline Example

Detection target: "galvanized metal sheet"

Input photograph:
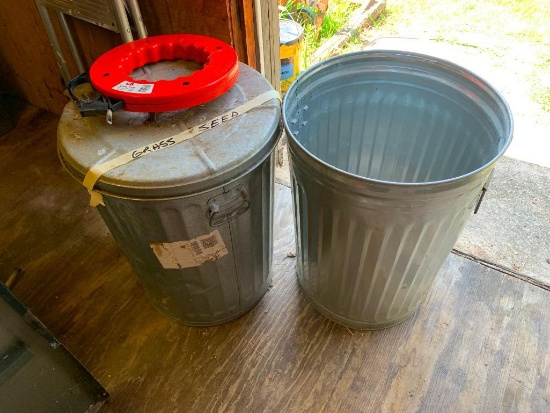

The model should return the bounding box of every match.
[98,154,275,326]
[58,62,280,326]
[283,50,513,329]
[58,63,280,198]
[284,50,512,185]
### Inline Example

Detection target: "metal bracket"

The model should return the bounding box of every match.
[67,73,124,123]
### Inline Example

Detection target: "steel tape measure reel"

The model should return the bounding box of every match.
[68,34,239,123]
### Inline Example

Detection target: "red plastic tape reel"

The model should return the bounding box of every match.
[89,34,239,112]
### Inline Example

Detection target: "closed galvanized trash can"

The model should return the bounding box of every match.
[283,50,513,329]
[58,63,281,326]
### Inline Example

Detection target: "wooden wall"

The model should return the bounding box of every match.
[0,0,265,115]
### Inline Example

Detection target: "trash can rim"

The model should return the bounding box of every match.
[282,49,514,188]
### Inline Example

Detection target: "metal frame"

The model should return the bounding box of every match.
[35,0,147,84]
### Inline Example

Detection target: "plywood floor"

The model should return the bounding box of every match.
[1,106,549,413]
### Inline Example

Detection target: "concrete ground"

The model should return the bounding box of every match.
[456,156,550,286]
[367,37,550,168]
[276,37,550,288]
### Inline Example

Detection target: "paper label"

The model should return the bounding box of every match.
[113,81,154,94]
[150,230,229,269]
[280,60,294,80]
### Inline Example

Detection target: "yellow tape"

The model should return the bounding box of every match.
[83,90,280,206]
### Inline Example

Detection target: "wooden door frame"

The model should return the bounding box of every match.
[228,0,280,91]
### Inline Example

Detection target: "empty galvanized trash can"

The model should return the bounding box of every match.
[58,63,281,326]
[283,50,513,329]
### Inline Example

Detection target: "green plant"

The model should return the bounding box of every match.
[533,88,550,113]
[301,22,318,69]
[531,56,550,113]
[299,0,359,67]
[366,0,550,44]
[317,0,358,41]
[278,1,316,26]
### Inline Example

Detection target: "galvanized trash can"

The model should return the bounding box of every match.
[283,50,513,329]
[58,63,281,326]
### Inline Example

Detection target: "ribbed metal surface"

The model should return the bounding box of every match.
[41,0,118,31]
[294,88,493,183]
[98,155,274,326]
[58,63,281,326]
[58,64,280,199]
[283,50,513,329]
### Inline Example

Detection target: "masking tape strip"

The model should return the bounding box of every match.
[83,90,280,207]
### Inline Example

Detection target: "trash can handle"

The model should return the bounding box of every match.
[473,170,495,214]
[473,186,487,214]
[208,187,250,227]
[209,200,250,227]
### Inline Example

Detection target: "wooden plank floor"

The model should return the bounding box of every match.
[2,106,549,412]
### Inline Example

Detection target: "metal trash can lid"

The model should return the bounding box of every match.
[280,19,304,47]
[58,63,281,199]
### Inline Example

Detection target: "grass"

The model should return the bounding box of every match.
[279,0,359,69]
[368,0,550,45]
[315,0,359,43]
[531,56,550,112]
[533,87,550,113]
[358,0,550,114]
